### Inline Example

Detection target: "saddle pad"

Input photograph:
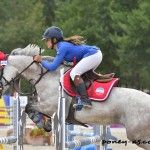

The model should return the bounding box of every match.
[62,69,119,102]
[86,78,119,101]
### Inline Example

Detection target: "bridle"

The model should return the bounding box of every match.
[0,50,52,120]
[0,55,49,96]
[0,54,9,97]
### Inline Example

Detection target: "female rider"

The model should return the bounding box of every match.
[34,26,103,109]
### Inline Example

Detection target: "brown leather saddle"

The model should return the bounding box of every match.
[69,69,115,91]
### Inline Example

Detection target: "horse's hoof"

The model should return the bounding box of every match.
[43,127,52,132]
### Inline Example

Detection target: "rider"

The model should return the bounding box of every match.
[34,26,103,108]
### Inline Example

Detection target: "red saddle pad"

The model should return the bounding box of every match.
[62,69,119,102]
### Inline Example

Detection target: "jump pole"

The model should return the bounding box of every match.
[0,92,19,148]
[53,68,106,150]
[68,130,94,137]
[52,68,66,150]
[59,68,66,150]
[65,135,102,149]
[0,90,26,150]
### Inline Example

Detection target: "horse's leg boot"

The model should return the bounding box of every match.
[73,75,92,109]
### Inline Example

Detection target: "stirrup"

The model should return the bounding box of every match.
[80,97,92,109]
[73,97,83,111]
[73,97,92,111]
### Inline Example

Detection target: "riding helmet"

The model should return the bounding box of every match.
[42,26,63,40]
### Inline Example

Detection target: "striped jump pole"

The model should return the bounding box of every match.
[0,123,12,126]
[0,109,13,112]
[0,106,13,109]
[0,92,19,149]
[0,136,17,144]
[0,116,13,119]
[65,135,102,149]
[68,130,94,137]
[0,91,21,149]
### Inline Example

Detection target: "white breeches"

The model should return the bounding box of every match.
[70,50,102,80]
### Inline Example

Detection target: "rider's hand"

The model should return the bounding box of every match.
[33,55,42,63]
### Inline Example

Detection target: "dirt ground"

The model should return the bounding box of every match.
[0,127,144,150]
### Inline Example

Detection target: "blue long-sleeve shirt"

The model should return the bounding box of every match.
[41,41,100,71]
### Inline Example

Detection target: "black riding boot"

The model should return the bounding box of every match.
[76,82,92,108]
[73,75,92,109]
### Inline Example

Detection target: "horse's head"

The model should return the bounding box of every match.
[0,51,18,96]
[0,44,44,96]
[1,58,19,94]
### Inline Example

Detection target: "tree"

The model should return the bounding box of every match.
[54,0,118,74]
[0,0,45,53]
[40,0,55,26]
[110,0,150,89]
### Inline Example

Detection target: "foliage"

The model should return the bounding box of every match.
[0,0,149,91]
[54,0,119,75]
[30,127,46,138]
[0,0,55,53]
[109,0,150,89]
[54,0,150,90]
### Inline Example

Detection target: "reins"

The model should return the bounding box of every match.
[3,60,49,95]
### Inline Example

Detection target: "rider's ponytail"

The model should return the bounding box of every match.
[63,35,86,45]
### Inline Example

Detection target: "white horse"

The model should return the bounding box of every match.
[1,44,150,150]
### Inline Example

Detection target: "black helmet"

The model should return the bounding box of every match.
[42,26,63,40]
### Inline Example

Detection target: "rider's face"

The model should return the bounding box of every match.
[45,38,53,49]
[45,38,57,49]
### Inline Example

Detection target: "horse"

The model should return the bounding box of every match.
[1,44,150,150]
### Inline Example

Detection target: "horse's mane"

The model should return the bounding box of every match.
[10,44,72,66]
[10,44,56,62]
[10,44,44,56]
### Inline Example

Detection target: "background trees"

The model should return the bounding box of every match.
[0,0,149,91]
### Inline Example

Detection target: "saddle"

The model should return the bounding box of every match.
[63,68,119,100]
[64,69,118,127]
[69,69,115,92]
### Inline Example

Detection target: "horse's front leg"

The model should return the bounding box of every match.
[25,103,44,128]
[25,103,52,132]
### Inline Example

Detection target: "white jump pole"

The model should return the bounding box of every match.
[53,68,66,150]
[59,68,66,150]
[13,90,19,150]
